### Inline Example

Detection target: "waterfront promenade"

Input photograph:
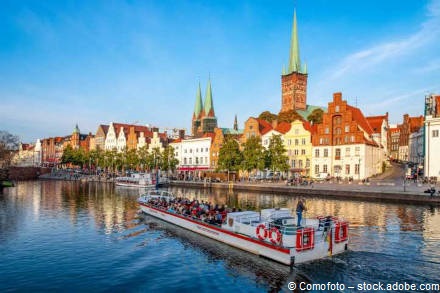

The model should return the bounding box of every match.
[39,169,440,205]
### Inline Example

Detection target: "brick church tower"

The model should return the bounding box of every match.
[281,9,308,113]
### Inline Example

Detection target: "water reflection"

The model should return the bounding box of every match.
[0,181,439,292]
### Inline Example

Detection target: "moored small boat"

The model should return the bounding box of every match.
[115,173,155,188]
[138,191,349,265]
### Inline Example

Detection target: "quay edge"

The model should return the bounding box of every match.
[169,181,440,206]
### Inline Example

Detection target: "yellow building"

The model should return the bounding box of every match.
[283,119,316,177]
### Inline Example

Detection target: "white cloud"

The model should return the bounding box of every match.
[328,0,440,80]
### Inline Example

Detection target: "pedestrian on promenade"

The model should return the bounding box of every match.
[296,198,307,227]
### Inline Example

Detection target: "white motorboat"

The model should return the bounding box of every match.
[137,192,349,266]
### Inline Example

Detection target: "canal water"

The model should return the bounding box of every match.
[0,181,439,292]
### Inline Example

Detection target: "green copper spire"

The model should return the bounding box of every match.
[287,9,303,74]
[204,78,214,117]
[193,82,203,118]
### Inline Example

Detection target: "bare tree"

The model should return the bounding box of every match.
[0,130,20,167]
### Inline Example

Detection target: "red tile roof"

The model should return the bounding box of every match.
[274,122,291,134]
[202,132,216,140]
[256,118,273,135]
[366,115,387,133]
[302,121,317,135]
[346,105,374,135]
[409,116,424,133]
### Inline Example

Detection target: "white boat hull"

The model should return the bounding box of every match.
[139,203,348,265]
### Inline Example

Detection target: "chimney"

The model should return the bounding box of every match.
[271,119,278,129]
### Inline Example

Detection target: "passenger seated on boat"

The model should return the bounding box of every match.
[215,211,223,225]
[206,214,216,225]
[200,214,207,222]
[167,206,175,213]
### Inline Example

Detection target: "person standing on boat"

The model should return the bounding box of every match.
[296,199,307,227]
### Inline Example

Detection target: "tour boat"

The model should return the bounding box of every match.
[115,173,155,188]
[137,191,349,266]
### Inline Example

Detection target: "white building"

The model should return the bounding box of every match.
[105,122,119,151]
[425,118,440,179]
[172,136,212,175]
[312,143,382,180]
[148,132,165,153]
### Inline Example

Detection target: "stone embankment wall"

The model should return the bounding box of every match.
[170,181,440,205]
[1,167,51,180]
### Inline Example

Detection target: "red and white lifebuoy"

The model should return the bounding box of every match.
[256,224,267,240]
[269,227,282,245]
[296,227,315,252]
[335,221,348,243]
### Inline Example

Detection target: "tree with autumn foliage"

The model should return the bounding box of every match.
[278,109,304,123]
[307,108,324,124]
[258,111,278,123]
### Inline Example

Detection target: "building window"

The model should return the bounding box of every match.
[189,158,192,164]
[345,147,350,157]
[355,146,360,156]
[335,127,342,135]
[355,164,360,175]
[345,125,349,132]
[351,136,355,143]
[295,139,299,146]
[299,160,303,168]
[294,149,299,155]
[314,164,319,174]
[345,164,350,175]
[323,164,328,173]
[315,149,320,157]
[306,159,310,168]
[324,149,328,157]
[433,130,439,137]
[292,160,296,168]
[335,148,341,160]
[325,127,329,134]
[301,149,306,155]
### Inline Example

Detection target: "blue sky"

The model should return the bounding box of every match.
[1,0,440,142]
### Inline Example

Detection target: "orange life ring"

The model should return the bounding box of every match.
[256,224,267,240]
[269,227,282,245]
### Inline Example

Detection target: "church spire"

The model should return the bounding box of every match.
[233,114,238,131]
[286,9,303,74]
[203,77,214,117]
[193,82,203,119]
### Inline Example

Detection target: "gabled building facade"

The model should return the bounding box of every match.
[311,92,383,180]
[284,120,315,177]
[398,114,424,162]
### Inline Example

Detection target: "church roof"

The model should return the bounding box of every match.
[203,78,215,117]
[221,128,244,135]
[296,105,326,120]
